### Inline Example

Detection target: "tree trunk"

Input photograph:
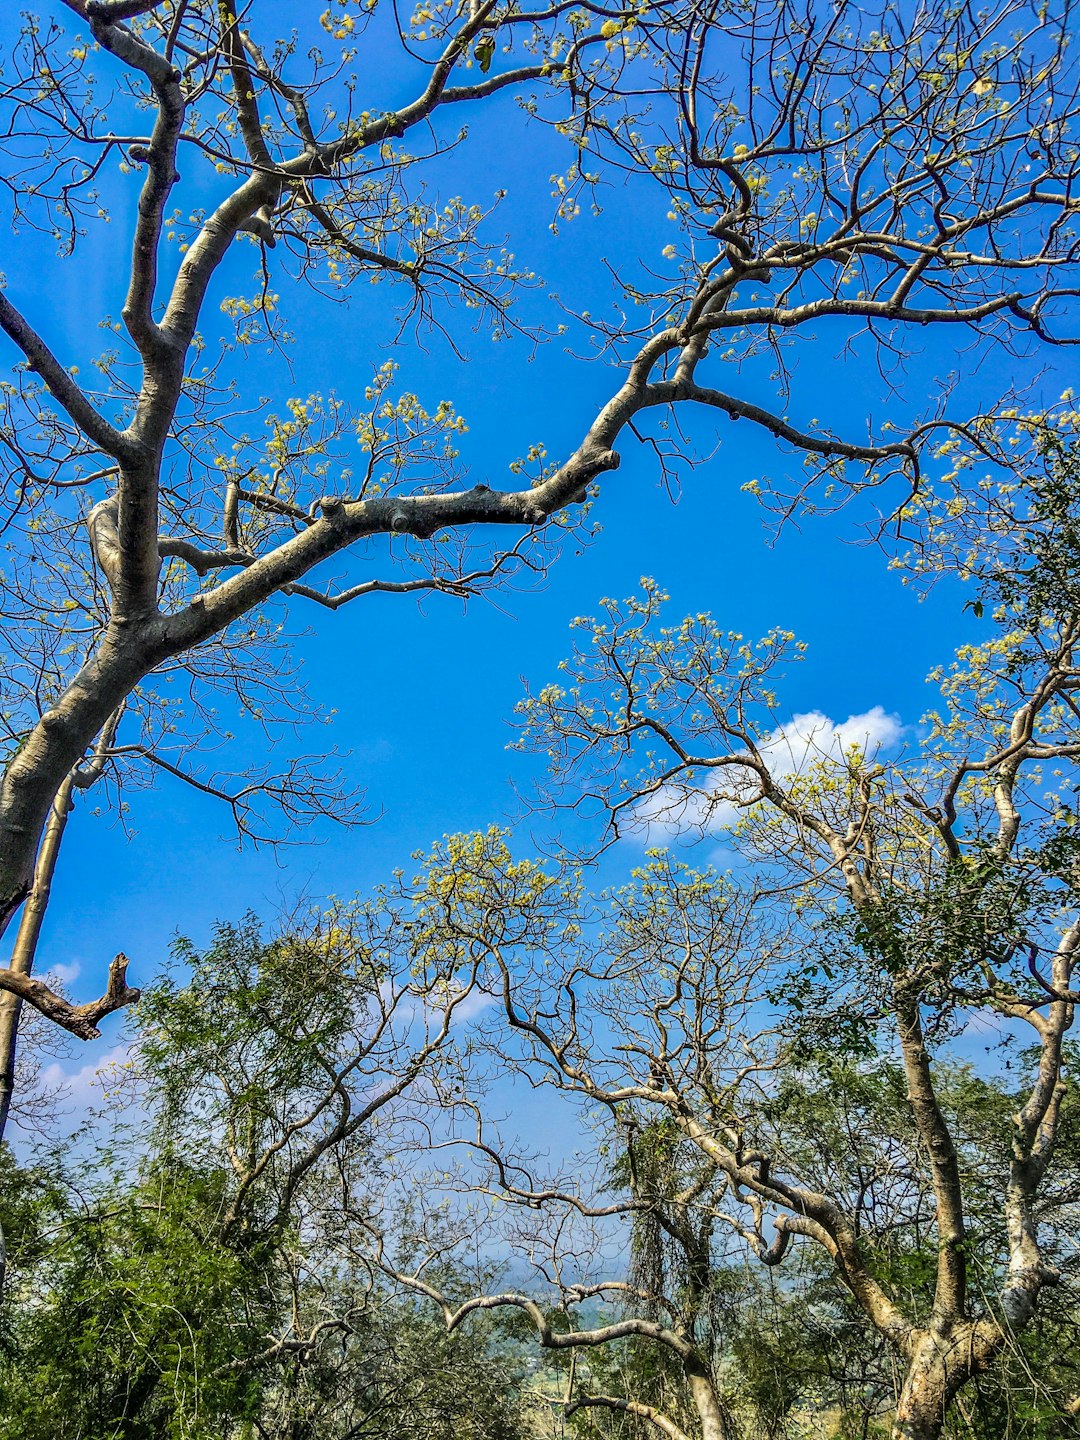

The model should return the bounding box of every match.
[685,1358,729,1440]
[893,1352,949,1440]
[892,1324,998,1440]
[0,772,75,1302]
[0,771,74,1144]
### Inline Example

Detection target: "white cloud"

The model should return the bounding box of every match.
[441,986,497,1023]
[43,960,81,988]
[754,706,903,787]
[389,979,497,1028]
[635,705,903,840]
[39,1043,134,1121]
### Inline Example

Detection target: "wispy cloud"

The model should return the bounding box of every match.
[39,1044,133,1121]
[43,960,82,988]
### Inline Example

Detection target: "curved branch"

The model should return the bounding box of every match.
[567,1394,690,1440]
[0,952,138,1040]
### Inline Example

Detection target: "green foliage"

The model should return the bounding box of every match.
[0,1151,272,1438]
[0,912,535,1439]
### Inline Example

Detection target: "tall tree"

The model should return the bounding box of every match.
[373,826,1080,1439]
[0,0,1077,1059]
[0,902,531,1435]
[521,441,1080,1437]
[361,431,1080,1440]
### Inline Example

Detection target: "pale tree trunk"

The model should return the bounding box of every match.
[0,771,74,1300]
[893,1338,951,1440]
[892,1324,999,1440]
[0,636,148,933]
[685,1358,730,1440]
[0,771,75,1145]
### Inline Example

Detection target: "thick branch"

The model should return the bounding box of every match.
[387,1266,695,1361]
[0,294,128,459]
[567,1395,690,1440]
[893,984,968,1322]
[0,953,139,1041]
[658,379,916,468]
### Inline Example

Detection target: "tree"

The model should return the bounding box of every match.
[518,446,1080,1435]
[370,828,1079,1439]
[0,0,1077,1072]
[355,430,1080,1440]
[0,1146,534,1439]
[0,902,535,1435]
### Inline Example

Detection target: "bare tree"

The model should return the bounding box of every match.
[364,855,780,1440]
[0,0,1078,1062]
[352,430,1080,1440]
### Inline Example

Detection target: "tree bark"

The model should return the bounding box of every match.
[0,633,151,931]
[685,1358,730,1440]
[892,985,967,1319]
[0,772,74,1144]
[893,1343,950,1440]
[892,1324,998,1440]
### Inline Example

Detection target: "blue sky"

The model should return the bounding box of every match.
[0,2,1062,1119]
